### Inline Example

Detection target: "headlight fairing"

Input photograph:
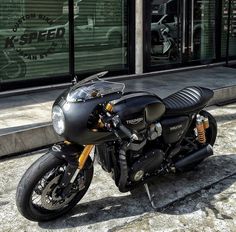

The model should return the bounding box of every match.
[52,106,65,135]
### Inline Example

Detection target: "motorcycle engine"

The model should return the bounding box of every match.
[129,148,164,182]
[147,122,162,140]
[127,122,164,182]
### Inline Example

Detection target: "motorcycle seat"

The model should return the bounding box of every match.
[163,87,214,116]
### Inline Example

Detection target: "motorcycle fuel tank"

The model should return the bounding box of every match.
[112,92,166,131]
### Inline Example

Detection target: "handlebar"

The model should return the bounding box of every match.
[119,124,133,138]
[111,115,138,141]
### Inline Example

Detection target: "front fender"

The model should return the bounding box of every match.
[50,142,84,166]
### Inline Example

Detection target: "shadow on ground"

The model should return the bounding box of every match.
[39,154,236,230]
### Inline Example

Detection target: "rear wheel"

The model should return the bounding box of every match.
[178,110,217,172]
[16,152,93,221]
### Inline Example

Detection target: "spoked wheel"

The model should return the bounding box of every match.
[177,110,217,172]
[16,152,93,221]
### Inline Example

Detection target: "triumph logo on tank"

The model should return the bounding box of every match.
[4,14,65,60]
[126,118,143,125]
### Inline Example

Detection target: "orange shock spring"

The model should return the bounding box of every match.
[196,116,206,144]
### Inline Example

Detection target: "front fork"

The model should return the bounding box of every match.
[52,142,94,195]
[78,145,94,169]
[67,144,94,184]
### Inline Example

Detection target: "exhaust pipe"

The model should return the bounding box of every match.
[175,144,213,170]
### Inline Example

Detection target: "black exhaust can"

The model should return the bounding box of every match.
[175,144,213,170]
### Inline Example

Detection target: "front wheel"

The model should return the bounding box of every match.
[16,152,93,221]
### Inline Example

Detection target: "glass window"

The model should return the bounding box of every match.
[0,0,69,82]
[192,0,216,61]
[74,0,128,73]
[221,0,236,57]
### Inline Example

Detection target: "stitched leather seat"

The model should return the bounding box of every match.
[163,87,214,116]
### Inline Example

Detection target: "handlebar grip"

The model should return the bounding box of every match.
[119,124,133,138]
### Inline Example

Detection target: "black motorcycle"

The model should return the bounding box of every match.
[16,71,217,221]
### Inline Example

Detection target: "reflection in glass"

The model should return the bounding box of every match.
[221,0,236,57]
[74,0,128,73]
[0,0,69,82]
[191,0,215,61]
[150,0,180,66]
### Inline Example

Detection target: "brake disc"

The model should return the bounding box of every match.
[41,175,77,210]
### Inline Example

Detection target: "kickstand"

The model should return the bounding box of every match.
[144,183,157,209]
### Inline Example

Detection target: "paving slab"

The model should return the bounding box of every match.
[112,174,236,232]
[0,103,235,231]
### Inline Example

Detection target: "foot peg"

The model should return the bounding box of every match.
[144,183,157,209]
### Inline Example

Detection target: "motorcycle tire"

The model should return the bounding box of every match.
[179,110,217,172]
[16,151,93,222]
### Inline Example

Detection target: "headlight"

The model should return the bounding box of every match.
[52,106,65,135]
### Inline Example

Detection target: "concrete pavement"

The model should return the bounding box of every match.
[0,102,235,231]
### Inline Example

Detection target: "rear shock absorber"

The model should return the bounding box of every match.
[203,116,209,129]
[196,115,206,144]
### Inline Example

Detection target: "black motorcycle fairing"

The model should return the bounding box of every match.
[55,91,122,145]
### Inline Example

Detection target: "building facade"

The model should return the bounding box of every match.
[0,0,236,89]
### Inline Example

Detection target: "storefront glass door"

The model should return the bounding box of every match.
[149,0,182,67]
[183,0,216,62]
[221,0,236,58]
[145,0,216,71]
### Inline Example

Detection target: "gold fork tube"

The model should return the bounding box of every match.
[78,145,94,170]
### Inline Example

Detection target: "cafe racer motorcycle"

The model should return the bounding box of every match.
[16,71,217,221]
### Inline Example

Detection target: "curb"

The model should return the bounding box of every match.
[209,85,236,106]
[0,125,61,158]
[0,86,236,158]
